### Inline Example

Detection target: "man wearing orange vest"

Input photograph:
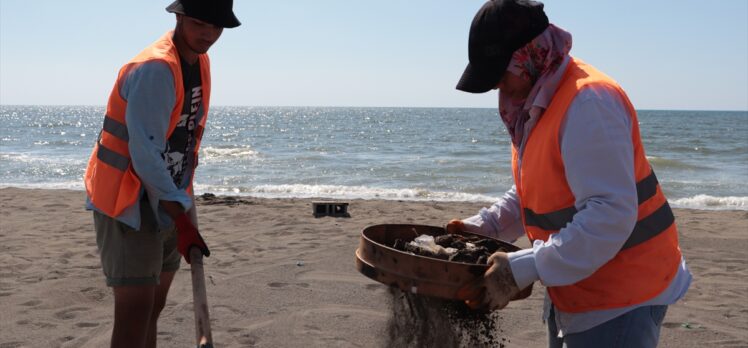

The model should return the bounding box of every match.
[449,1,691,347]
[84,1,239,347]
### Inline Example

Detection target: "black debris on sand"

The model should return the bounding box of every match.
[196,192,256,206]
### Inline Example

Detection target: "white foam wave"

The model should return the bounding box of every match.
[646,156,705,170]
[670,195,748,211]
[2,180,746,211]
[200,146,259,161]
[1,152,87,166]
[193,183,499,202]
[1,152,37,163]
[0,181,85,191]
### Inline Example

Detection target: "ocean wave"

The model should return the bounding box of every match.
[670,194,748,211]
[193,183,499,203]
[0,181,85,191]
[200,146,259,161]
[0,152,87,166]
[0,152,35,163]
[2,181,746,211]
[646,156,708,170]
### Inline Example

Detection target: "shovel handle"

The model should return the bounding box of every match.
[190,247,213,347]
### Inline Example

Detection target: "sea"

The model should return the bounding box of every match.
[1,105,746,210]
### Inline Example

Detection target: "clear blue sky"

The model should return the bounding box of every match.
[1,0,746,110]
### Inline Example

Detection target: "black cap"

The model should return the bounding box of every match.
[166,0,241,29]
[456,0,549,93]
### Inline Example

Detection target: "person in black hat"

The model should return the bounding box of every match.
[448,1,691,347]
[84,1,240,347]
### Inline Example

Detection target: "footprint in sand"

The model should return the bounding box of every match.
[17,320,55,329]
[75,322,99,328]
[157,331,176,342]
[35,322,56,329]
[41,203,69,213]
[213,304,246,316]
[238,333,259,346]
[80,287,106,301]
[54,307,88,320]
[304,324,322,332]
[267,282,310,289]
[20,300,42,307]
[20,275,43,284]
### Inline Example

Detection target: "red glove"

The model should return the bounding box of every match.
[174,213,210,264]
[446,219,465,234]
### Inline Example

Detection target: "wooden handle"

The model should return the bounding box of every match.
[190,248,213,348]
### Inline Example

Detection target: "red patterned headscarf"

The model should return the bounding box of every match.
[499,24,573,146]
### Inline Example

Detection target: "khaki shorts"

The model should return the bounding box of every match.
[94,200,181,287]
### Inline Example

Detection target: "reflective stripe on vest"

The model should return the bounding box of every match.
[95,116,131,171]
[96,142,130,171]
[103,115,129,141]
[524,170,674,251]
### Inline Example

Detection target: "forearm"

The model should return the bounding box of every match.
[128,136,192,211]
[462,186,524,241]
[160,199,186,219]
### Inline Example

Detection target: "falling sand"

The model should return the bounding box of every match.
[386,288,508,348]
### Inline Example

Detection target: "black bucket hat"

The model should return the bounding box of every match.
[456,0,548,93]
[166,0,241,29]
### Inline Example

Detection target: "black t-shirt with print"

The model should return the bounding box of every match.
[164,57,202,188]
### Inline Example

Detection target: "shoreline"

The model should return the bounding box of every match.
[0,185,746,212]
[1,187,746,347]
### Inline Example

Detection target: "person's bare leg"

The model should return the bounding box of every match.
[111,285,156,348]
[145,272,177,348]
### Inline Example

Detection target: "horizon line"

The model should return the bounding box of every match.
[1,104,747,113]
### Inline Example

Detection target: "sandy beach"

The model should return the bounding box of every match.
[0,187,746,347]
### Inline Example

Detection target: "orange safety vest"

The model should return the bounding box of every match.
[84,31,211,218]
[511,58,682,313]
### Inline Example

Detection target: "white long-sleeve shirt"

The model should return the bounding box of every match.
[462,85,692,336]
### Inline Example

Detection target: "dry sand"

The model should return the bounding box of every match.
[0,187,746,347]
